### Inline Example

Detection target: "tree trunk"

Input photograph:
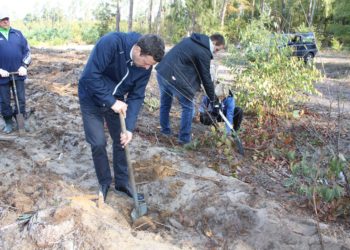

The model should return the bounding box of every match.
[116,0,121,32]
[308,0,316,27]
[128,0,134,32]
[156,0,163,34]
[281,0,286,32]
[191,12,196,33]
[213,0,217,15]
[260,0,264,13]
[220,0,228,28]
[148,0,153,33]
[251,0,256,18]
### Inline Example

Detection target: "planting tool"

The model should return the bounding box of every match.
[218,109,244,156]
[9,72,25,133]
[119,114,147,221]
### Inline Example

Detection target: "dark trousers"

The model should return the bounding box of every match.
[0,80,26,120]
[80,99,128,187]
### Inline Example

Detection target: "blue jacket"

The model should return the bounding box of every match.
[79,32,152,132]
[156,33,215,102]
[0,28,31,84]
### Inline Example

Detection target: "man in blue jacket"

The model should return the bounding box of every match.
[0,12,31,133]
[156,33,225,144]
[79,32,164,201]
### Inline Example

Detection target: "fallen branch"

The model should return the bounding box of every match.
[165,166,221,184]
[0,219,27,231]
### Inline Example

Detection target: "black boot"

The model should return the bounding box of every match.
[233,107,243,131]
[115,185,145,202]
[99,184,110,202]
[3,118,14,134]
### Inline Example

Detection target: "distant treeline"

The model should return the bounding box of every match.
[13,0,350,49]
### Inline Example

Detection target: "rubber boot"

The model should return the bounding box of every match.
[3,118,14,134]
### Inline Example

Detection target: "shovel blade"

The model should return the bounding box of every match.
[16,114,25,132]
[234,137,244,156]
[131,203,147,221]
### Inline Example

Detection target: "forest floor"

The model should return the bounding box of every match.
[0,47,349,249]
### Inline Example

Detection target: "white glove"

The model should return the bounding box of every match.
[0,69,9,77]
[111,100,128,117]
[120,130,133,147]
[18,66,27,76]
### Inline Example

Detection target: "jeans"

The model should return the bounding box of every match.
[157,74,194,144]
[80,99,129,187]
[0,80,26,120]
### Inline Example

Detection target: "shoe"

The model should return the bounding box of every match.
[99,184,110,202]
[114,186,145,202]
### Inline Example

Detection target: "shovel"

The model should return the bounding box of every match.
[218,109,244,156]
[9,72,25,133]
[119,114,147,221]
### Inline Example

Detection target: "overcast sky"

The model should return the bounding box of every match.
[3,0,159,20]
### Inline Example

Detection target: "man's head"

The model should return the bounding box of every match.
[215,82,231,98]
[0,11,10,29]
[210,33,225,53]
[132,34,165,69]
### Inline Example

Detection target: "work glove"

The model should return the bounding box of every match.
[0,68,9,77]
[18,66,27,76]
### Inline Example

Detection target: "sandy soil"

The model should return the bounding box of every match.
[0,47,349,249]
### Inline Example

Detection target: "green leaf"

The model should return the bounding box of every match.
[292,110,300,119]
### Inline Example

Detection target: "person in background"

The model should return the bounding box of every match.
[0,11,31,133]
[79,32,165,202]
[199,83,243,133]
[156,33,225,145]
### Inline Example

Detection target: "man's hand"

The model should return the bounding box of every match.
[0,69,9,77]
[111,100,128,117]
[18,66,27,76]
[120,130,133,147]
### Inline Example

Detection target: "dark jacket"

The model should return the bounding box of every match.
[78,32,152,132]
[156,33,215,101]
[0,28,31,84]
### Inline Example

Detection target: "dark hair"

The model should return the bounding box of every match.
[210,33,225,46]
[137,34,165,62]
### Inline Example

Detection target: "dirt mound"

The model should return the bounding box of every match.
[0,47,349,249]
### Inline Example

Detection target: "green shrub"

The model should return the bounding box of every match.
[225,16,321,118]
[331,37,343,51]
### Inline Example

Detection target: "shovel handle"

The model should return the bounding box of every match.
[10,73,25,133]
[119,114,140,210]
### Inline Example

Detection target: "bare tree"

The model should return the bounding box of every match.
[116,0,121,32]
[128,0,134,31]
[307,0,316,27]
[281,0,287,32]
[260,0,265,13]
[148,0,153,33]
[220,0,228,28]
[155,0,163,34]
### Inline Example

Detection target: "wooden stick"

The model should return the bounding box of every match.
[165,166,221,183]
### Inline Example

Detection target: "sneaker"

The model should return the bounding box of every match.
[114,186,145,202]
